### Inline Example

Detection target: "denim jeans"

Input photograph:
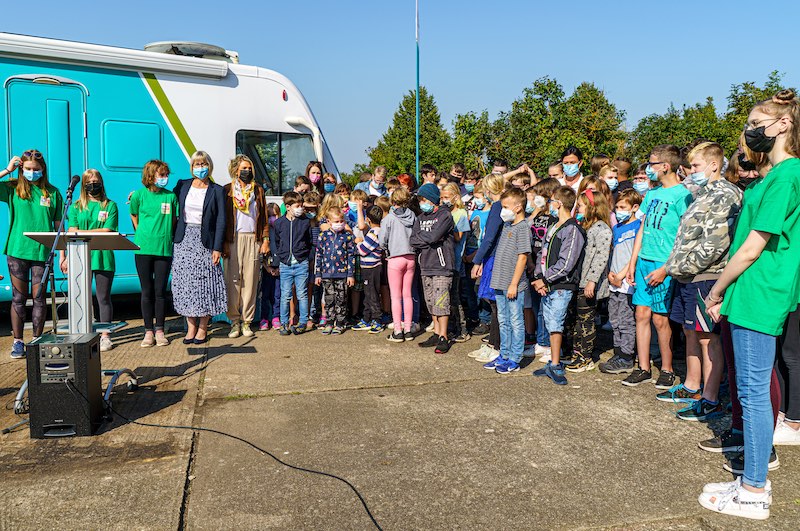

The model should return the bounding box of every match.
[531,291,550,346]
[279,261,309,326]
[495,289,526,363]
[730,323,777,489]
[460,272,480,324]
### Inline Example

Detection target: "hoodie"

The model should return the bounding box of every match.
[409,206,455,276]
[379,207,416,258]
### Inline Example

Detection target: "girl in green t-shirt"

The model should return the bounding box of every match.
[701,90,800,520]
[0,149,63,359]
[59,169,119,353]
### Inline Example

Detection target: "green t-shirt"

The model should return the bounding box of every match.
[721,158,800,336]
[639,183,693,262]
[67,200,119,271]
[129,187,178,257]
[0,182,63,262]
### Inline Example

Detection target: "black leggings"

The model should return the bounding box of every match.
[7,256,46,339]
[135,254,172,331]
[94,270,114,323]
[778,306,800,421]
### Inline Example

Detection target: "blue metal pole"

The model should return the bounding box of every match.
[415,0,420,183]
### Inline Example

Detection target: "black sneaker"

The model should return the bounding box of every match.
[434,335,452,354]
[453,332,471,343]
[291,325,307,335]
[698,430,745,453]
[654,370,676,390]
[723,447,780,474]
[418,334,439,348]
[471,323,490,335]
[279,325,291,336]
[621,369,653,387]
[387,331,405,343]
[599,354,635,374]
[481,334,490,343]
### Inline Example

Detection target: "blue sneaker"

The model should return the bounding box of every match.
[484,357,506,370]
[10,340,25,359]
[536,361,567,385]
[677,398,724,422]
[368,321,384,334]
[352,319,371,331]
[656,383,701,404]
[496,360,520,374]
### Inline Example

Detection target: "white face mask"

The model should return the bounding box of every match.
[533,195,546,208]
[292,207,304,217]
[331,222,345,232]
[500,208,516,223]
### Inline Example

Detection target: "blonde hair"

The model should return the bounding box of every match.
[12,149,50,200]
[598,165,618,179]
[319,193,343,221]
[390,186,411,207]
[228,154,255,180]
[190,150,214,179]
[374,166,387,179]
[76,169,109,210]
[688,141,724,168]
[442,183,465,209]
[482,172,506,197]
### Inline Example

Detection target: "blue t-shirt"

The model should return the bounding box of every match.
[610,218,641,294]
[452,208,471,272]
[639,184,693,262]
[467,210,490,252]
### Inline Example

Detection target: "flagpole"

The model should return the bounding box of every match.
[415,0,420,183]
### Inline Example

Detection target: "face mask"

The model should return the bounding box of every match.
[575,213,585,222]
[331,222,345,232]
[268,215,277,225]
[525,202,535,214]
[306,212,316,219]
[744,122,778,153]
[605,178,619,191]
[309,174,321,184]
[155,177,169,188]
[441,199,452,208]
[348,201,359,212]
[737,177,757,190]
[324,183,336,193]
[738,153,757,172]
[615,210,631,223]
[23,169,42,181]
[419,202,434,214]
[633,181,649,195]
[500,208,516,223]
[533,195,546,209]
[372,180,384,190]
[86,182,103,196]
[690,166,710,187]
[239,169,253,183]
[464,183,475,193]
[548,207,559,217]
[292,207,304,218]
[473,199,485,210]
[563,163,580,178]
[193,167,209,179]
[645,164,660,181]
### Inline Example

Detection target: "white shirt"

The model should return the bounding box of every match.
[235,198,258,233]
[558,175,583,192]
[184,186,207,224]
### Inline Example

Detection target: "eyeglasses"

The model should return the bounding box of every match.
[23,150,43,160]
[744,118,779,131]
[647,161,664,166]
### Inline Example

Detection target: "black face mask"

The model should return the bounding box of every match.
[86,182,103,196]
[736,176,757,191]
[738,153,757,172]
[744,124,777,153]
[239,169,253,183]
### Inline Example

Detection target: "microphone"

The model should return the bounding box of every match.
[66,175,81,196]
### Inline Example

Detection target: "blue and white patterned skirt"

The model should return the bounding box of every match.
[171,224,228,317]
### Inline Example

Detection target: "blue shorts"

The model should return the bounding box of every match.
[542,289,574,334]
[631,258,674,314]
[669,279,720,334]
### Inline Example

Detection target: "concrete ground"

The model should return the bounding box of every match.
[1,302,799,530]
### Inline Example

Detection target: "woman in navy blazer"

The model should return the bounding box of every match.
[170,151,228,344]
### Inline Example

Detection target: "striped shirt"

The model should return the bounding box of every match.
[357,227,383,268]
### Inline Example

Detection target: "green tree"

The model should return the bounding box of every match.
[450,110,492,173]
[555,82,626,163]
[367,86,451,176]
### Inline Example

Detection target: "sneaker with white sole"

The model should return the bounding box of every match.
[10,340,25,359]
[242,326,255,338]
[723,447,780,474]
[703,477,772,504]
[100,336,114,352]
[475,346,500,363]
[425,322,435,333]
[773,420,800,445]
[468,344,488,358]
[228,323,241,338]
[698,482,770,521]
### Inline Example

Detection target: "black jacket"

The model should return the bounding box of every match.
[173,178,226,252]
[409,206,455,276]
[534,218,585,291]
[272,214,313,266]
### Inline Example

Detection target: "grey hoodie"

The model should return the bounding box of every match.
[379,207,416,258]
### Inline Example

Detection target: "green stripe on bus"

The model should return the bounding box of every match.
[142,72,197,157]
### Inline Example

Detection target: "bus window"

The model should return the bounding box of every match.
[236,130,315,195]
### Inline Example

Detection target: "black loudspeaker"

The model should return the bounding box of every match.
[26,333,103,438]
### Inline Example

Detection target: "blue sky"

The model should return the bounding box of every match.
[8,0,800,172]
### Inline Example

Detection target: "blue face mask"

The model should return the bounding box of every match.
[23,169,42,181]
[633,181,649,195]
[464,183,475,193]
[420,202,434,214]
[605,178,619,191]
[155,177,169,188]
[193,167,209,179]
[645,164,660,181]
[324,183,335,193]
[525,202,535,214]
[563,163,580,178]
[347,201,359,212]
[690,166,710,187]
[575,213,585,222]
[306,212,316,219]
[615,210,631,223]
[473,200,485,210]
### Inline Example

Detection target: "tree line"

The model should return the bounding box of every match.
[342,71,791,184]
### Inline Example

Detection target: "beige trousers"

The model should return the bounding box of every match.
[224,232,260,325]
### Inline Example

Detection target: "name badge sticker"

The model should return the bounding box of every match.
[39,196,51,207]
[161,203,171,215]
[98,211,109,222]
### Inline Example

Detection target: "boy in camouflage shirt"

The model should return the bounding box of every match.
[663,142,742,420]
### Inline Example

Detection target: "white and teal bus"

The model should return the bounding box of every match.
[0,33,339,301]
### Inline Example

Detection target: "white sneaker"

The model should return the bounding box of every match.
[468,344,487,358]
[100,336,114,352]
[773,420,800,445]
[522,344,536,358]
[387,322,394,330]
[228,323,241,338]
[242,326,255,338]
[475,346,499,363]
[538,350,552,363]
[425,322,435,333]
[703,477,772,504]
[534,344,550,355]
[698,482,770,520]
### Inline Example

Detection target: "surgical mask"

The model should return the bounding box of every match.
[193,167,209,179]
[633,181,649,195]
[738,153,757,172]
[291,207,304,217]
[309,174,321,184]
[86,182,103,196]
[372,180,384,190]
[525,202,534,214]
[744,122,778,153]
[473,199,485,209]
[155,177,169,188]
[533,195,546,209]
[576,213,585,222]
[464,183,475,193]
[615,210,631,223]
[23,169,42,181]
[563,163,580,178]
[306,212,316,219]
[331,222,345,232]
[419,202,434,214]
[605,178,619,191]
[690,166,710,187]
[239,169,253,183]
[324,183,336,193]
[441,199,452,208]
[348,201,359,212]
[645,164,660,181]
[548,207,559,217]
[500,208,516,223]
